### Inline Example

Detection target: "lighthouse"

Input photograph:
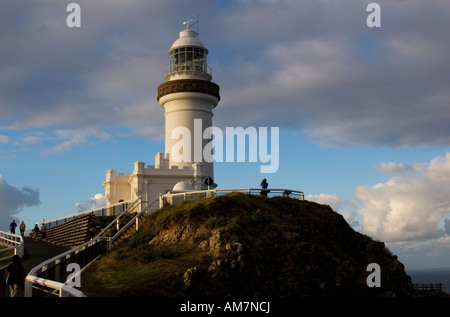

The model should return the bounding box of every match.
[103,21,220,209]
[157,23,220,182]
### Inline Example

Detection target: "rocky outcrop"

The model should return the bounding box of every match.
[88,193,418,297]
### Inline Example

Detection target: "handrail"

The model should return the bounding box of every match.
[165,65,213,77]
[160,188,304,207]
[25,275,87,297]
[164,188,303,196]
[25,237,105,297]
[24,196,153,297]
[96,197,141,238]
[107,196,159,250]
[0,231,24,269]
[43,200,134,228]
[23,187,305,297]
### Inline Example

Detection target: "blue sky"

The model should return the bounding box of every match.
[1,0,450,271]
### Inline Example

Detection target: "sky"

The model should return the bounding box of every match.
[1,0,450,270]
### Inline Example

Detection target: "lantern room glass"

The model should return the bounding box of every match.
[170,46,207,73]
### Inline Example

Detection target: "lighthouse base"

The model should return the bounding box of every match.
[103,152,213,211]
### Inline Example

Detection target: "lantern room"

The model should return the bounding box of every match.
[166,29,212,81]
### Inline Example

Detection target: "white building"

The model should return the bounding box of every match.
[103,23,220,208]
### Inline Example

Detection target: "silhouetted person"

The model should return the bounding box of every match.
[9,220,17,235]
[33,224,40,241]
[19,221,26,237]
[40,223,47,240]
[5,255,26,297]
[260,178,269,197]
[0,269,6,297]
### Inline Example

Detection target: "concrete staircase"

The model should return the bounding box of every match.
[30,215,115,247]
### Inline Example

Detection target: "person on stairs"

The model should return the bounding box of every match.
[40,223,47,240]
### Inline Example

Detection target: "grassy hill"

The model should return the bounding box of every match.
[80,192,416,297]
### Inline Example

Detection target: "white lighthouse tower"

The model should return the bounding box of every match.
[103,21,220,209]
[157,22,220,182]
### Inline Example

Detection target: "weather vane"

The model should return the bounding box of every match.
[183,19,193,30]
[182,16,199,32]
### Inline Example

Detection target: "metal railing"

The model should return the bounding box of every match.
[159,188,304,208]
[24,196,159,297]
[95,197,141,239]
[413,283,443,292]
[43,200,133,228]
[24,238,105,297]
[0,231,24,269]
[24,187,304,297]
[165,65,212,78]
[106,197,159,251]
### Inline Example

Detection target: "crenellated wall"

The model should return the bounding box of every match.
[103,152,209,209]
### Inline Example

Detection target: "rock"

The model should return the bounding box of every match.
[86,193,419,297]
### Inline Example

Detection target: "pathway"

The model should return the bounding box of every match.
[2,237,69,297]
[21,237,70,272]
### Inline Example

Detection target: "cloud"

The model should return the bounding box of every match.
[375,162,413,175]
[375,162,428,175]
[307,193,361,229]
[213,0,450,147]
[356,153,450,242]
[41,128,111,155]
[76,193,106,212]
[0,0,207,137]
[387,236,450,269]
[0,174,41,230]
[1,0,450,152]
[306,193,343,211]
[12,135,43,146]
[0,135,9,143]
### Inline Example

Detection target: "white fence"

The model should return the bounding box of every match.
[44,200,134,229]
[159,188,304,208]
[0,231,24,269]
[24,187,304,297]
[24,196,159,297]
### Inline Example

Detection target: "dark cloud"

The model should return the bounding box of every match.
[0,175,41,230]
[445,218,450,236]
[212,0,450,147]
[1,0,449,150]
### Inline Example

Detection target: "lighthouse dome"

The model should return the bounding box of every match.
[170,29,207,51]
[172,181,194,192]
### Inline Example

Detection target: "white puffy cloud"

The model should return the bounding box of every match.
[76,193,106,212]
[356,153,450,242]
[0,174,41,230]
[306,193,343,211]
[307,193,361,229]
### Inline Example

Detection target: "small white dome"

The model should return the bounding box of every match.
[170,29,206,50]
[172,181,194,192]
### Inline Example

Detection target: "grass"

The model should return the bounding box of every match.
[79,192,377,297]
[80,237,207,296]
[0,245,15,267]
[80,193,267,296]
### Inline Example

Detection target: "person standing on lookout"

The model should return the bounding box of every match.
[9,220,17,235]
[19,221,26,237]
[260,178,269,197]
